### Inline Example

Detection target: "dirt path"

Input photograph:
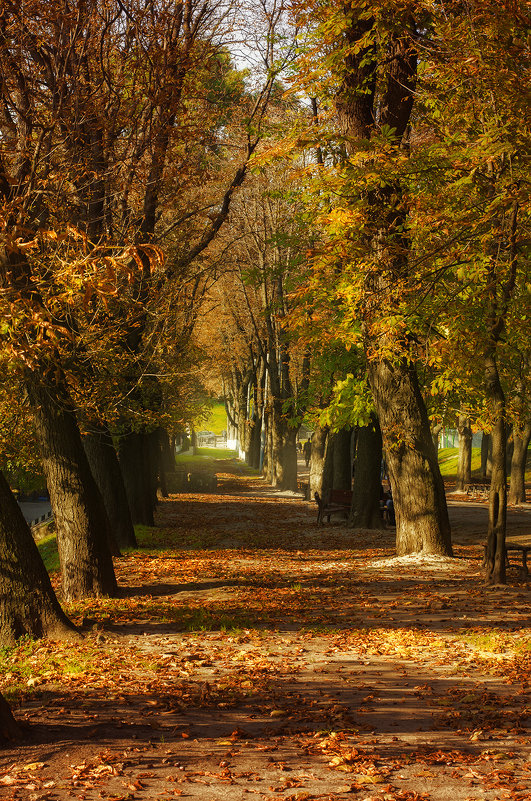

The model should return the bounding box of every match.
[1,458,530,801]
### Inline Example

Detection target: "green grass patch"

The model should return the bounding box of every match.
[203,402,228,435]
[133,523,221,551]
[438,447,482,479]
[0,637,98,702]
[37,530,60,572]
[458,630,531,655]
[175,447,237,464]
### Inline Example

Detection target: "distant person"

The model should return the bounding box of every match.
[303,439,311,467]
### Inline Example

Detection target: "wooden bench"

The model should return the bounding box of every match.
[314,489,352,525]
[465,483,490,499]
[483,543,530,578]
[505,545,530,578]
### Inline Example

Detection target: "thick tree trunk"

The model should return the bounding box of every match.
[455,414,472,491]
[331,428,353,491]
[118,431,155,526]
[0,693,19,742]
[25,370,117,601]
[508,421,530,505]
[270,401,298,491]
[0,470,78,647]
[160,428,175,473]
[309,425,329,498]
[484,353,508,584]
[367,359,453,556]
[349,416,384,529]
[83,423,137,549]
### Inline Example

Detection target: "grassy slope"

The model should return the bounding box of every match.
[201,402,227,435]
[438,445,531,482]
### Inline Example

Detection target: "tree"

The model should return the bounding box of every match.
[0,470,77,645]
[288,0,452,555]
[456,414,473,492]
[0,692,19,741]
[405,0,530,581]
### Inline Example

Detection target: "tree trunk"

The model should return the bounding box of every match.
[270,400,298,491]
[484,354,507,584]
[455,414,472,491]
[309,425,329,498]
[0,693,19,742]
[118,431,155,526]
[481,432,492,479]
[263,408,273,481]
[331,427,353,491]
[367,359,453,556]
[431,422,443,451]
[82,422,137,550]
[147,430,161,507]
[25,370,118,601]
[160,428,175,472]
[508,421,530,505]
[349,416,384,529]
[248,415,262,469]
[0,470,78,647]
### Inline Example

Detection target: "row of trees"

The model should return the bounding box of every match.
[0,0,295,736]
[213,0,530,581]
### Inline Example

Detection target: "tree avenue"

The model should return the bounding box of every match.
[0,8,529,740]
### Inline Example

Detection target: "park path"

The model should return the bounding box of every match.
[0,455,530,801]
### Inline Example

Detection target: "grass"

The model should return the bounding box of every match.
[175,447,237,465]
[37,530,60,572]
[202,402,228,435]
[437,447,482,478]
[437,444,531,482]
[0,637,98,701]
[458,630,531,655]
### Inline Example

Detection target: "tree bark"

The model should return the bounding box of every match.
[82,422,137,549]
[455,414,472,491]
[25,370,118,601]
[309,425,329,498]
[481,432,492,479]
[118,431,155,526]
[270,400,298,491]
[0,693,20,742]
[160,428,176,473]
[368,359,453,556]
[248,415,262,469]
[484,354,507,584]
[0,470,78,647]
[508,420,530,505]
[148,429,161,507]
[331,428,353,491]
[349,416,384,529]
[431,422,443,451]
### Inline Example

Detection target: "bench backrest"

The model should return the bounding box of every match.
[328,489,352,505]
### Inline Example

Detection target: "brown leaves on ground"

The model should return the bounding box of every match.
[0,462,530,800]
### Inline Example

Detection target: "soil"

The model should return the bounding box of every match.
[1,458,530,801]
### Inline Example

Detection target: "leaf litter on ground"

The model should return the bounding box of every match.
[0,460,530,801]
